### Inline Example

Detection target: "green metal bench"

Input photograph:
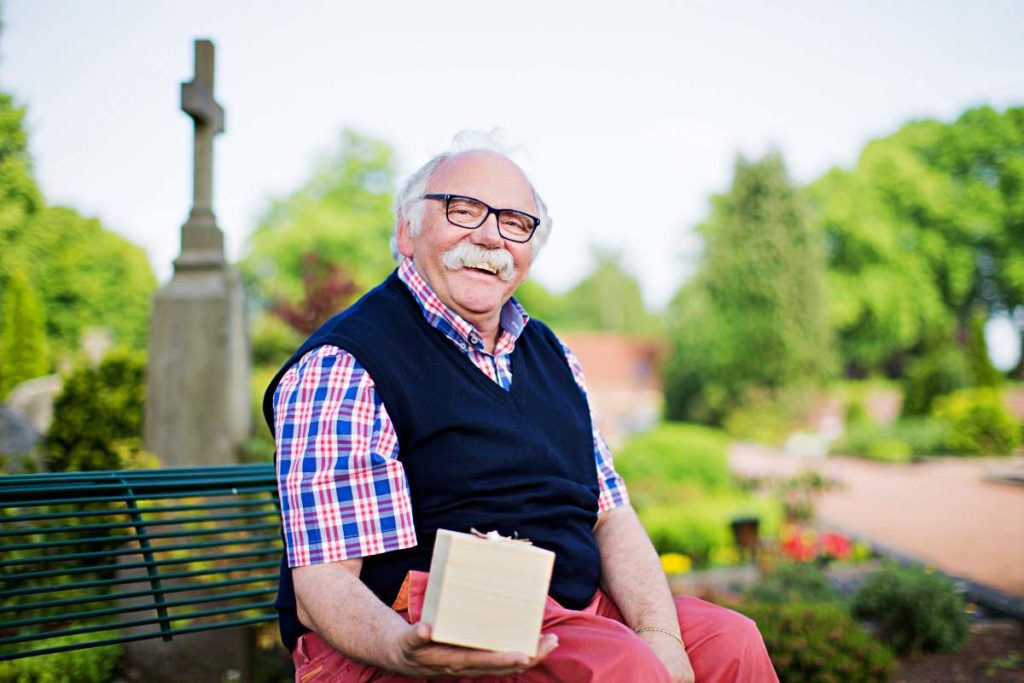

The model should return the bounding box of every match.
[0,464,282,661]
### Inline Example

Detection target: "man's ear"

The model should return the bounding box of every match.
[396,214,416,258]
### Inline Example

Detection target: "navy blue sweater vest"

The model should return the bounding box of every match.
[263,271,601,652]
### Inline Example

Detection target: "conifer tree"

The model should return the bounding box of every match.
[0,268,50,399]
[665,152,834,422]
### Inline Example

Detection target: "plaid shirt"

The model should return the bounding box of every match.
[273,258,629,569]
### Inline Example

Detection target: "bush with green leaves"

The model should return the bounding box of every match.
[745,562,839,604]
[615,422,732,492]
[0,639,120,683]
[637,492,781,564]
[617,423,781,565]
[932,388,1020,455]
[735,601,894,682]
[901,346,971,417]
[852,562,969,654]
[44,349,147,472]
[832,416,952,461]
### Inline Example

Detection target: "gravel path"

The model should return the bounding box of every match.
[729,443,1024,597]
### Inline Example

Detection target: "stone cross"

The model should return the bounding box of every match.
[177,39,226,268]
[145,38,250,470]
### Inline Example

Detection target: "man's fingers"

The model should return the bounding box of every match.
[533,633,559,661]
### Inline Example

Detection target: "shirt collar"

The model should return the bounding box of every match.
[397,258,529,354]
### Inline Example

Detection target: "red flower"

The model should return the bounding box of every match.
[821,533,852,560]
[781,533,817,562]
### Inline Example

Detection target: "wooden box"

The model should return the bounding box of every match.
[421,529,555,655]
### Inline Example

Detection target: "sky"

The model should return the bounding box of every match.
[2,1,1023,362]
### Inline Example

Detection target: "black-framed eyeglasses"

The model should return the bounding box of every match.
[421,193,540,243]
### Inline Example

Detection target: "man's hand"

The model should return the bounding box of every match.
[388,622,558,679]
[638,631,695,683]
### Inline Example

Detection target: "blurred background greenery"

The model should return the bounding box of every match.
[2,84,1023,682]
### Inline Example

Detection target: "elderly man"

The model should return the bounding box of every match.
[264,145,778,682]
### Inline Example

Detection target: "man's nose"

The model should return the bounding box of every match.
[470,212,504,248]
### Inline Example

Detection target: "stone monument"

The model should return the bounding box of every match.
[144,39,250,467]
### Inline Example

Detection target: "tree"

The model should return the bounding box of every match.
[272,251,359,335]
[513,249,663,337]
[1,206,157,353]
[0,91,158,355]
[555,248,662,336]
[0,93,42,248]
[0,268,49,398]
[807,105,1024,377]
[240,129,398,309]
[665,152,834,423]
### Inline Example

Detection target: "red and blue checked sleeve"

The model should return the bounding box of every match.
[561,344,630,513]
[272,345,417,568]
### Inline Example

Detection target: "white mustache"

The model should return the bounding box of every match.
[442,242,517,282]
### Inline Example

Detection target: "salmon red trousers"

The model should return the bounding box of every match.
[292,572,779,682]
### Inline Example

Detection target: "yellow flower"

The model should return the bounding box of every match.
[660,552,692,574]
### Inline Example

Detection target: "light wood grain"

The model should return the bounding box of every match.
[421,529,555,655]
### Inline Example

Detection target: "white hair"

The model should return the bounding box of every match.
[390,131,553,262]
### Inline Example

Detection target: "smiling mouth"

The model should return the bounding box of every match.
[465,262,499,275]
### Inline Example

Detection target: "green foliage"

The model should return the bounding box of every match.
[44,349,148,472]
[514,250,662,336]
[8,206,157,352]
[0,639,120,683]
[250,313,303,367]
[665,152,834,423]
[734,601,895,682]
[745,562,839,604]
[0,268,49,398]
[615,422,732,493]
[901,345,971,416]
[852,562,969,655]
[832,416,952,460]
[241,129,397,307]
[617,423,781,564]
[1,92,156,354]
[637,492,781,564]
[932,387,1020,455]
[966,311,1002,387]
[721,387,813,446]
[807,105,1024,376]
[0,93,42,243]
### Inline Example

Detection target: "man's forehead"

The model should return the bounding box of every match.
[426,151,537,212]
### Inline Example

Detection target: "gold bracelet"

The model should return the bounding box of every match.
[635,626,685,648]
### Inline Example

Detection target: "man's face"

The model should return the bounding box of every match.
[398,151,536,327]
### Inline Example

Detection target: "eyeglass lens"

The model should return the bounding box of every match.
[447,196,535,241]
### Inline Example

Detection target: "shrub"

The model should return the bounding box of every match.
[0,268,50,400]
[890,416,950,456]
[638,491,782,565]
[746,562,839,604]
[0,639,120,683]
[616,422,732,494]
[44,349,147,472]
[902,346,971,417]
[865,436,911,462]
[735,601,895,682]
[933,388,1020,455]
[250,313,302,367]
[852,562,969,654]
[832,416,952,461]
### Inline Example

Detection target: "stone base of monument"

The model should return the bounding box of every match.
[122,625,251,683]
[144,265,249,467]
